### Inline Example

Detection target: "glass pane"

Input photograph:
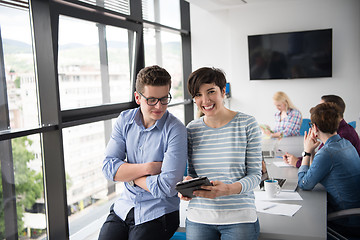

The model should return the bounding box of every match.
[15,135,46,239]
[58,16,101,110]
[143,27,184,104]
[142,0,181,29]
[0,6,39,130]
[106,26,133,103]
[168,104,184,124]
[58,16,133,110]
[63,121,124,239]
[0,134,47,239]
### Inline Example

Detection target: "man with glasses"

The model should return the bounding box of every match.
[99,65,187,240]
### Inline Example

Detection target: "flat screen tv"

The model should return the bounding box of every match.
[248,29,332,80]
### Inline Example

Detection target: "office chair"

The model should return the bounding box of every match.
[327,208,360,240]
[348,121,356,129]
[299,118,311,136]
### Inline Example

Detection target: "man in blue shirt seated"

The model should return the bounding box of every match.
[298,102,360,238]
[99,65,187,240]
[283,94,360,167]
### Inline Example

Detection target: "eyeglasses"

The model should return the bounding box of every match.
[137,91,172,106]
[308,122,314,128]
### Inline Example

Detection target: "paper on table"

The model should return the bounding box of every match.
[273,161,293,167]
[254,190,303,201]
[255,200,302,217]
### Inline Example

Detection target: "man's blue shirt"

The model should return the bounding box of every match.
[298,135,360,212]
[102,107,187,225]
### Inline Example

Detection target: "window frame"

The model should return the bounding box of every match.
[0,0,193,239]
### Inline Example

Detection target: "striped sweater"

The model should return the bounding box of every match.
[186,112,262,214]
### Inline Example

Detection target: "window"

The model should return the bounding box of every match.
[0,134,46,239]
[142,0,181,29]
[106,25,134,103]
[14,135,46,239]
[168,105,185,123]
[0,5,46,239]
[144,26,184,122]
[62,121,124,239]
[0,6,39,130]
[58,16,134,110]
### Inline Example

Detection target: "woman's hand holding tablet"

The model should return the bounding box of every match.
[176,176,212,198]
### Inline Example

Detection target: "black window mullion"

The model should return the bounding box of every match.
[129,0,144,86]
[180,0,193,125]
[29,0,69,239]
[0,28,18,240]
[0,141,17,240]
[0,22,11,143]
[133,26,145,92]
[129,0,144,95]
[129,0,142,23]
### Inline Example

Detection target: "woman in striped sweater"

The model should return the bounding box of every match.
[179,67,262,240]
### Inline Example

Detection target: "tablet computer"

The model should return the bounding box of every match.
[175,176,212,198]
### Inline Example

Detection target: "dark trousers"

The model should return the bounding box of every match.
[98,205,179,240]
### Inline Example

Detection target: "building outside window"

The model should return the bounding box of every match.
[0,0,191,239]
[0,5,46,239]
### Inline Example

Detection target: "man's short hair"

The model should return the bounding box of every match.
[187,67,226,98]
[321,95,345,118]
[310,102,341,134]
[135,65,171,93]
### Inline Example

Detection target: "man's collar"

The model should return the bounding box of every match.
[325,134,341,145]
[154,110,168,130]
[132,108,168,130]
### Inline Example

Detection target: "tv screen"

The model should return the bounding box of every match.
[248,29,332,80]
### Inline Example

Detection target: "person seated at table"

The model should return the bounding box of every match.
[298,102,360,237]
[260,91,302,138]
[283,94,360,167]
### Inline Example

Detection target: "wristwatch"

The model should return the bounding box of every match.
[128,180,135,187]
[302,151,311,157]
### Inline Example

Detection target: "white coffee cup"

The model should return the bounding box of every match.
[264,179,281,198]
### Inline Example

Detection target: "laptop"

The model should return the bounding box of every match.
[259,171,286,190]
[281,178,299,192]
[262,150,275,158]
[260,155,287,190]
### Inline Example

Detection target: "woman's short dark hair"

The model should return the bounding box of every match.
[135,65,171,93]
[187,67,226,98]
[321,95,345,118]
[310,102,341,134]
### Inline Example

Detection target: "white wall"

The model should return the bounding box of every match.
[189,0,360,132]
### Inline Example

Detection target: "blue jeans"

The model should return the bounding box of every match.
[186,218,260,240]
